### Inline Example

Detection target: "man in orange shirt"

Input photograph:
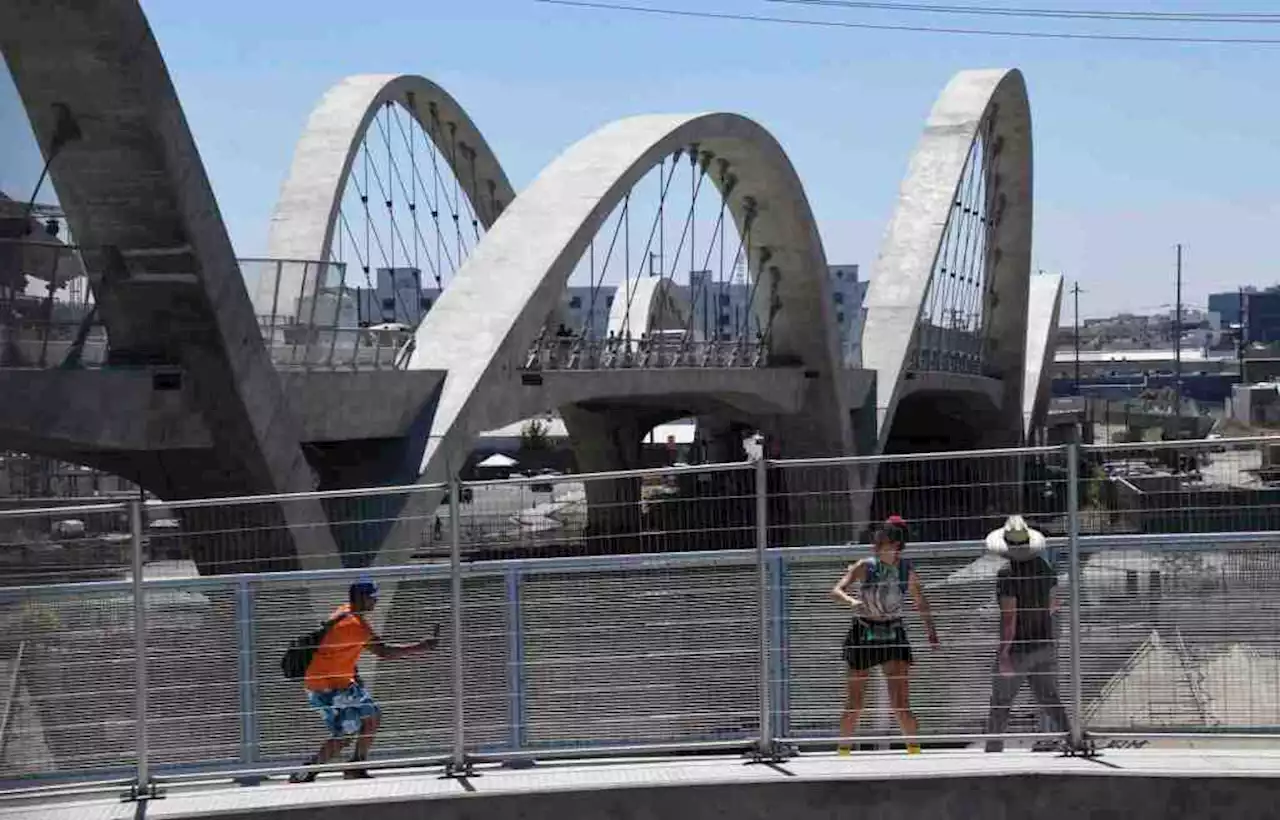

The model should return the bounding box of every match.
[290,579,440,782]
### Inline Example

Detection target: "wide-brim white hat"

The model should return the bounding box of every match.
[985,515,1046,560]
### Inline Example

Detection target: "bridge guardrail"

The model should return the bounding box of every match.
[2,437,1280,794]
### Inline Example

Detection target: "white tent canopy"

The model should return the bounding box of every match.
[477,453,518,469]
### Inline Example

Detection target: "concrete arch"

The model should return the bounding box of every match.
[0,0,339,572]
[409,113,847,477]
[862,68,1034,451]
[370,112,852,563]
[262,73,515,311]
[606,276,696,339]
[1023,272,1064,441]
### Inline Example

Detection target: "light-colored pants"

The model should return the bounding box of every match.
[984,644,1069,752]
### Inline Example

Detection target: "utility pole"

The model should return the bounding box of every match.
[1174,245,1183,423]
[1238,285,1248,376]
[1072,281,1083,395]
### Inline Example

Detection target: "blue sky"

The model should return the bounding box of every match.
[4,0,1277,317]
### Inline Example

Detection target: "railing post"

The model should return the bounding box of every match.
[325,261,345,368]
[769,553,789,745]
[754,454,773,758]
[235,578,260,772]
[448,477,468,774]
[267,259,284,356]
[505,567,525,754]
[129,500,152,798]
[1065,441,1085,751]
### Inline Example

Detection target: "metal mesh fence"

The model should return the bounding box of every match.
[3,439,1280,791]
[1080,438,1280,535]
[517,560,761,749]
[0,583,138,779]
[143,584,239,768]
[1078,536,1280,735]
[767,447,1070,547]
[453,466,757,561]
[0,503,132,587]
[157,485,446,574]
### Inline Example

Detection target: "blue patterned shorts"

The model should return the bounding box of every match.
[307,682,381,738]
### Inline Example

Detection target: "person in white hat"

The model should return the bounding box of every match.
[982,515,1068,752]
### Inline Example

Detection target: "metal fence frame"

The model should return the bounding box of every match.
[3,437,1280,799]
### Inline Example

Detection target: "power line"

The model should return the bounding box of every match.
[534,0,1280,44]
[768,1,1280,25]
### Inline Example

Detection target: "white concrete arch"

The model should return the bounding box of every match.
[1023,272,1064,440]
[861,68,1034,451]
[262,73,515,311]
[371,112,852,563]
[606,276,696,340]
[0,0,342,574]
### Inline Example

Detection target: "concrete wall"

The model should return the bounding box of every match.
[207,774,1280,820]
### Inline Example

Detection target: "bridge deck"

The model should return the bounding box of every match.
[5,748,1279,820]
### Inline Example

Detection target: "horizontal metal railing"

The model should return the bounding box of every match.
[1,436,1279,799]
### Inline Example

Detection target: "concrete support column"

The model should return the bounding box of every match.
[760,387,857,547]
[561,404,650,553]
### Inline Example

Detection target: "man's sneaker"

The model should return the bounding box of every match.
[288,771,317,784]
[288,758,319,784]
[343,768,373,780]
[906,744,922,755]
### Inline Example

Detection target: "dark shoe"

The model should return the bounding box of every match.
[343,768,373,780]
[289,757,320,784]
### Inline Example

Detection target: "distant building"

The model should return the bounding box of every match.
[1208,287,1280,346]
[1207,291,1244,327]
[1245,291,1280,345]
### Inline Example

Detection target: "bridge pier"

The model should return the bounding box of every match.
[561,405,650,553]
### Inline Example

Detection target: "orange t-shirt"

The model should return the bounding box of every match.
[304,604,374,692]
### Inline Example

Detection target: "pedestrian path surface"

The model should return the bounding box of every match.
[4,748,1280,820]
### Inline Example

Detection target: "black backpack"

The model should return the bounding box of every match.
[281,614,344,680]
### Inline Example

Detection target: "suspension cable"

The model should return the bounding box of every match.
[652,148,707,337]
[616,155,682,337]
[584,204,629,339]
[681,165,730,342]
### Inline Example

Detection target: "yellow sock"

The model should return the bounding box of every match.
[907,744,921,755]
[837,747,851,757]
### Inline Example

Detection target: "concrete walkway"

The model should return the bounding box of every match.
[4,748,1280,820]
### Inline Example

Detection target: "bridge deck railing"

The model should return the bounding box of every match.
[521,337,769,371]
[2,436,1280,793]
[909,322,988,376]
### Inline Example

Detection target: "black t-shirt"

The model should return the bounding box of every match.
[995,556,1057,651]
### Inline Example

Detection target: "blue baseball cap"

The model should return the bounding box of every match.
[350,578,380,599]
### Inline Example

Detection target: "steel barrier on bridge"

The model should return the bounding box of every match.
[1,437,1280,794]
[522,336,770,370]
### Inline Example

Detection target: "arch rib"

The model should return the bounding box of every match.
[263,74,514,310]
[862,68,1034,451]
[373,112,851,564]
